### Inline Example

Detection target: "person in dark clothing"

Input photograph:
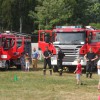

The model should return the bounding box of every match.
[84,48,98,78]
[43,47,52,75]
[20,52,25,71]
[57,48,65,76]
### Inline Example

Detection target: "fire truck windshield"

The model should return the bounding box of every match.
[55,32,85,45]
[2,38,15,50]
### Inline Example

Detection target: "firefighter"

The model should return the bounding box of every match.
[84,48,98,78]
[57,48,65,76]
[43,46,52,75]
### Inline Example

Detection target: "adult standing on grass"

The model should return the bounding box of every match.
[57,48,65,76]
[20,52,25,71]
[43,46,52,75]
[32,48,39,70]
[84,48,98,78]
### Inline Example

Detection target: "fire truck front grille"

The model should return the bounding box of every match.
[63,56,76,62]
[62,48,79,55]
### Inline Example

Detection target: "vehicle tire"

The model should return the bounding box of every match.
[53,66,58,72]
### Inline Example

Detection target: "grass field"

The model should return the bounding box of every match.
[0,64,99,100]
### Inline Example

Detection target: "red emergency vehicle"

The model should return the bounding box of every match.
[0,31,31,70]
[38,26,100,71]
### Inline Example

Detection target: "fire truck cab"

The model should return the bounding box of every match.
[0,31,31,70]
[38,26,100,71]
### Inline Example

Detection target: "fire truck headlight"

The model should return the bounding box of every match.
[80,42,85,44]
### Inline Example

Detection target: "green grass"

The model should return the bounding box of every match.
[0,67,99,100]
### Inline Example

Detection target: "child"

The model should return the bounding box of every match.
[74,59,82,85]
[25,53,30,71]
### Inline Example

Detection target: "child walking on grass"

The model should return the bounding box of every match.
[74,59,82,85]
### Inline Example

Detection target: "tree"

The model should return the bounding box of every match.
[29,0,75,30]
[0,0,36,32]
[0,0,13,30]
[86,2,100,23]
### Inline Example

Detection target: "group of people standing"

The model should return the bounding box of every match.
[20,46,100,99]
[20,46,99,80]
[20,48,39,71]
[42,47,100,87]
[43,46,65,76]
[20,52,30,71]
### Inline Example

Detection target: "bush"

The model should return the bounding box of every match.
[89,23,100,29]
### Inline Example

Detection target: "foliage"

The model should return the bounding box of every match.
[86,2,100,23]
[29,0,76,30]
[0,0,100,32]
[29,0,100,30]
[0,0,36,32]
[89,23,100,29]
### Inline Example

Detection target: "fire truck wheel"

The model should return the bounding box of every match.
[53,66,58,72]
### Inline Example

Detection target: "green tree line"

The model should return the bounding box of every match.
[0,0,100,33]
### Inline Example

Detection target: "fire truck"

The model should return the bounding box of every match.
[38,26,100,71]
[0,31,31,70]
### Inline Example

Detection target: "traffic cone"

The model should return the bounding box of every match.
[14,74,18,81]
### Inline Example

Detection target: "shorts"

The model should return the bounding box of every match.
[76,74,81,80]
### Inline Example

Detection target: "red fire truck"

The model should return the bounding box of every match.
[0,31,31,70]
[38,26,100,71]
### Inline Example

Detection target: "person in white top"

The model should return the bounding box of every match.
[97,60,100,90]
